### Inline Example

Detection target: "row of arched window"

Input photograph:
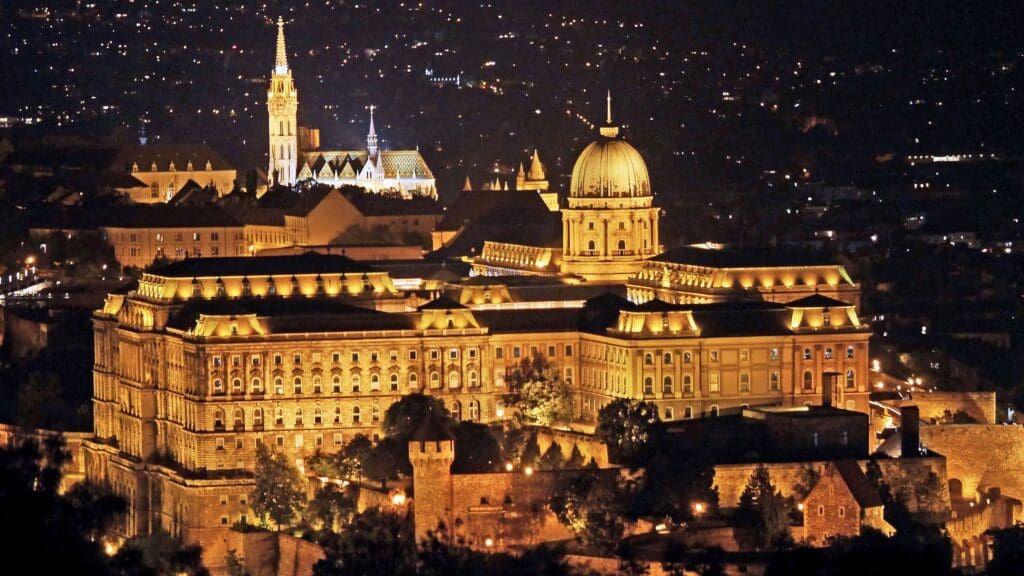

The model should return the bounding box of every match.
[803,346,857,361]
[211,370,485,396]
[802,369,857,390]
[210,399,488,431]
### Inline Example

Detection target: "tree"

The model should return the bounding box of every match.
[0,436,126,576]
[225,549,248,576]
[792,463,821,501]
[549,472,630,553]
[735,465,793,551]
[565,444,586,469]
[362,437,409,489]
[314,508,417,576]
[595,398,660,466]
[110,530,209,576]
[508,354,572,426]
[539,441,565,471]
[934,409,976,425]
[308,484,356,533]
[382,393,451,442]
[451,421,502,473]
[308,434,373,482]
[16,372,64,430]
[986,523,1024,576]
[251,443,306,530]
[520,433,542,468]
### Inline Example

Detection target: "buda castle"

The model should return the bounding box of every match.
[267,18,436,199]
[84,58,869,567]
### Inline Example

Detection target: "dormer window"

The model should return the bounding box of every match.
[186,161,194,171]
[151,161,158,171]
[205,160,213,171]
[169,161,176,172]
[822,309,832,326]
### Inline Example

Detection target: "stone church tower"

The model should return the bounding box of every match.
[408,411,455,542]
[268,17,298,186]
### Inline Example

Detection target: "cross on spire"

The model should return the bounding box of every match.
[367,105,379,155]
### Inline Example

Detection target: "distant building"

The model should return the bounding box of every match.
[269,20,436,198]
[109,143,237,204]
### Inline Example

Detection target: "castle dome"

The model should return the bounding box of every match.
[568,92,651,199]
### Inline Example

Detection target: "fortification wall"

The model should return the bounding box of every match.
[886,392,997,424]
[714,456,948,513]
[531,427,610,467]
[922,424,1024,501]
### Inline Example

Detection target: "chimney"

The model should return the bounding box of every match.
[901,406,921,457]
[821,372,838,408]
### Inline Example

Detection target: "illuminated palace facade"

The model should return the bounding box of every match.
[84,96,871,554]
[268,19,436,198]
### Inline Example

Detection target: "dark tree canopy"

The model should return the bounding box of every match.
[595,398,661,466]
[735,465,793,551]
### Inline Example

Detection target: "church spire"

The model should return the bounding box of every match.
[274,17,289,75]
[606,90,612,125]
[463,175,473,191]
[367,105,378,156]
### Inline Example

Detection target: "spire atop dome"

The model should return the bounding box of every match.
[600,90,619,138]
[367,105,378,156]
[274,17,289,75]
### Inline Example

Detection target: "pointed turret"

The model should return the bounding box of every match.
[274,17,289,75]
[463,175,473,191]
[528,149,545,180]
[518,162,525,178]
[502,180,508,191]
[367,105,378,156]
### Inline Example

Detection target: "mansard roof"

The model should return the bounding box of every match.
[652,246,838,269]
[112,143,233,173]
[151,252,377,279]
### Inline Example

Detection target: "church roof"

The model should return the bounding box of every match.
[300,149,432,180]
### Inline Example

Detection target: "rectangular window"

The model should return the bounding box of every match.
[409,350,418,360]
[390,350,398,362]
[709,350,719,363]
[315,434,323,447]
[274,354,283,366]
[371,352,379,362]
[215,437,225,450]
[740,349,750,363]
[739,372,751,392]
[565,345,573,357]
[448,348,458,360]
[211,232,219,241]
[313,352,322,363]
[210,246,219,256]
[333,352,341,363]
[235,437,244,449]
[333,433,343,446]
[352,352,360,363]
[709,372,720,393]
[276,435,284,447]
[547,345,556,357]
[295,435,304,448]
[468,348,477,359]
[770,371,781,391]
[430,349,439,361]
[193,232,201,241]
[665,407,674,420]
[513,347,521,358]
[212,355,223,367]
[770,348,780,361]
[293,353,302,365]
[495,347,504,359]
